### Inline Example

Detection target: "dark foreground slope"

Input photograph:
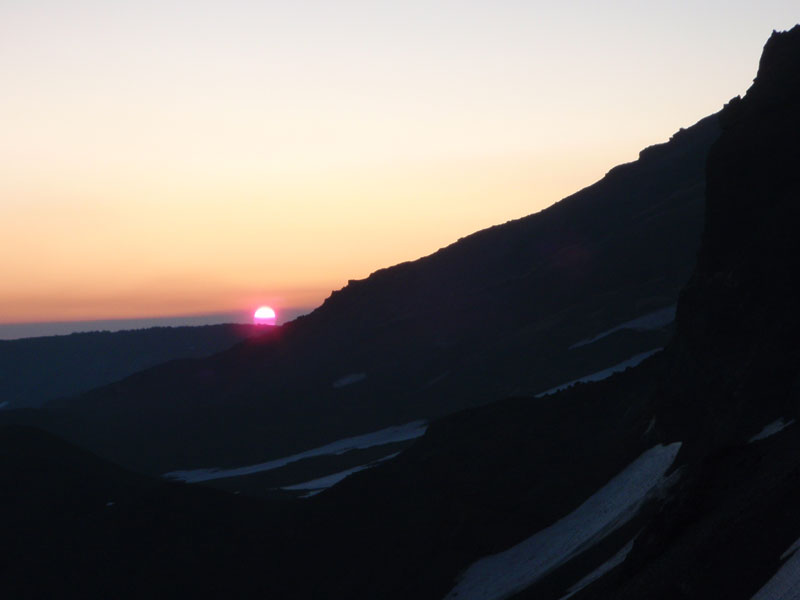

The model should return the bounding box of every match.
[0,363,663,600]
[0,324,266,409]
[2,113,718,474]
[0,426,288,598]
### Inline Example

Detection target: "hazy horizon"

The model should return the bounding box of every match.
[0,307,314,340]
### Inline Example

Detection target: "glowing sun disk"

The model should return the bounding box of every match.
[254,305,277,325]
[254,306,276,319]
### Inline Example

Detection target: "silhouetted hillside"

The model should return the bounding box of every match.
[1,111,719,475]
[0,324,267,409]
[263,24,800,600]
[214,24,800,600]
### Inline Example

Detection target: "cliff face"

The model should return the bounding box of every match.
[581,25,800,600]
[660,25,800,448]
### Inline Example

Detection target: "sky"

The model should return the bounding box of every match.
[1,1,798,332]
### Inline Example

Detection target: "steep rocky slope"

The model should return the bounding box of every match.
[2,113,718,475]
[170,24,800,600]
[270,26,800,600]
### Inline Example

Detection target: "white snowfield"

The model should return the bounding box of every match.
[283,452,401,496]
[332,372,367,388]
[557,537,637,600]
[443,442,683,600]
[283,464,371,492]
[536,349,662,397]
[163,420,427,483]
[569,305,676,350]
[751,535,800,600]
[748,419,796,443]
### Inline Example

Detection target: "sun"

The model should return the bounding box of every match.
[253,306,277,326]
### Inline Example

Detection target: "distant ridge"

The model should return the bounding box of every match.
[0,324,270,409]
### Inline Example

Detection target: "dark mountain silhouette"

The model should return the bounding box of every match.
[254,24,800,600]
[1,111,719,475]
[2,25,799,600]
[0,324,267,409]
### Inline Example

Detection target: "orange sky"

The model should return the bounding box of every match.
[1,2,798,324]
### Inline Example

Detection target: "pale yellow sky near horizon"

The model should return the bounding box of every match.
[1,1,798,324]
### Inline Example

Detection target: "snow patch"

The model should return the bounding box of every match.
[751,535,800,600]
[163,420,427,483]
[569,306,676,350]
[283,452,401,495]
[284,464,371,492]
[333,372,367,388]
[558,537,637,600]
[443,442,682,600]
[0,401,10,410]
[537,349,662,397]
[748,419,796,443]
